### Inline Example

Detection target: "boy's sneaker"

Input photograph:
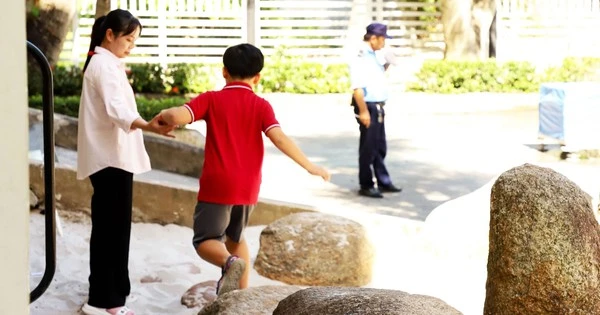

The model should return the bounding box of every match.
[216,255,246,296]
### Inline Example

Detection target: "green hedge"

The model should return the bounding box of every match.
[28,51,350,97]
[29,95,188,122]
[258,48,350,93]
[543,57,600,83]
[406,57,600,93]
[29,54,600,97]
[166,63,220,95]
[128,63,166,93]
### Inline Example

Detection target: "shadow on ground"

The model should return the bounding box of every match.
[265,134,498,221]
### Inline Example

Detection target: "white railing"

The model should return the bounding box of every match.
[496,0,600,66]
[59,0,600,66]
[60,0,444,65]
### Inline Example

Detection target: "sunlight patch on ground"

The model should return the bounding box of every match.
[423,191,451,202]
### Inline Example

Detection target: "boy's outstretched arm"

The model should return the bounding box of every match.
[266,127,331,181]
[159,106,194,126]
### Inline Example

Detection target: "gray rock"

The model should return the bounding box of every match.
[254,212,374,286]
[485,163,600,314]
[181,280,217,308]
[198,285,303,315]
[30,189,39,209]
[273,287,462,315]
[140,275,162,284]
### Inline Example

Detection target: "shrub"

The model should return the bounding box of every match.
[128,63,166,93]
[29,94,81,117]
[406,57,600,93]
[543,57,600,82]
[135,96,188,121]
[166,63,221,94]
[258,47,350,93]
[28,64,83,96]
[53,65,83,96]
[406,59,539,93]
[29,95,188,122]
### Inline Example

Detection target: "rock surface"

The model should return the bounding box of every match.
[273,287,462,315]
[181,280,217,308]
[198,285,303,315]
[485,163,600,314]
[254,212,374,286]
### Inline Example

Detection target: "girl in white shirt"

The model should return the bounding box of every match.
[77,9,173,315]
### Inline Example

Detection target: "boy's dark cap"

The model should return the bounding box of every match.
[366,22,392,39]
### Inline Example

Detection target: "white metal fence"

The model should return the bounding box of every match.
[60,0,444,65]
[496,0,600,66]
[59,0,600,65]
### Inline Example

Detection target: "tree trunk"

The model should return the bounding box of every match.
[488,10,497,58]
[95,0,111,18]
[26,0,75,95]
[441,0,496,60]
[26,0,75,67]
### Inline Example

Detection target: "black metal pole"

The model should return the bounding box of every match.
[27,41,56,304]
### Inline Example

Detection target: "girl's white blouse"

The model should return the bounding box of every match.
[76,46,151,180]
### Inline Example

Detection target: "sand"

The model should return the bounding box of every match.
[28,205,489,315]
[28,211,284,315]
[29,161,600,315]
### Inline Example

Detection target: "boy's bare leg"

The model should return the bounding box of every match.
[225,237,250,288]
[196,239,230,267]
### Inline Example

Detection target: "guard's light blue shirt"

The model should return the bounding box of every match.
[349,43,388,102]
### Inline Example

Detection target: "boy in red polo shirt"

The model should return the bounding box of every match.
[158,43,330,296]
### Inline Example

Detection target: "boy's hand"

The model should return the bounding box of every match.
[307,164,331,181]
[148,115,176,138]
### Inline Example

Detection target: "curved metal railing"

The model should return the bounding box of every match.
[27,40,56,304]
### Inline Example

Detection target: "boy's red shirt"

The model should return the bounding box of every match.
[184,82,280,205]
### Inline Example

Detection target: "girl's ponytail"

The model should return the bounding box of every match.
[82,15,107,73]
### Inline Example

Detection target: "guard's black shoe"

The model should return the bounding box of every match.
[358,187,384,198]
[380,184,402,193]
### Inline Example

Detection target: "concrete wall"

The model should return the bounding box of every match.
[29,108,205,178]
[0,0,30,313]
[29,161,314,228]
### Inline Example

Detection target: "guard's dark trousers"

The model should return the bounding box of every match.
[354,101,392,189]
[88,167,133,308]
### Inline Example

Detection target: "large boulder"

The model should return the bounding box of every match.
[273,287,462,315]
[254,212,374,286]
[198,285,303,315]
[485,163,600,314]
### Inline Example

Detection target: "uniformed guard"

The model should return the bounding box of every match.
[349,22,402,198]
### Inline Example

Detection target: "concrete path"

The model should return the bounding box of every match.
[248,92,600,221]
[43,91,600,222]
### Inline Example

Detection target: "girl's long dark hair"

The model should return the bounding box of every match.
[82,9,142,72]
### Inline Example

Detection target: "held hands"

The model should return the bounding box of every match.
[147,114,176,138]
[307,164,331,182]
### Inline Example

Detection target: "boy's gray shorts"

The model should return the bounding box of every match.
[192,202,254,249]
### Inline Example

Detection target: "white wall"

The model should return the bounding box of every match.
[0,0,30,313]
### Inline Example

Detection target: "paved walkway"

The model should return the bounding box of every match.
[233,92,600,221]
[46,92,600,222]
